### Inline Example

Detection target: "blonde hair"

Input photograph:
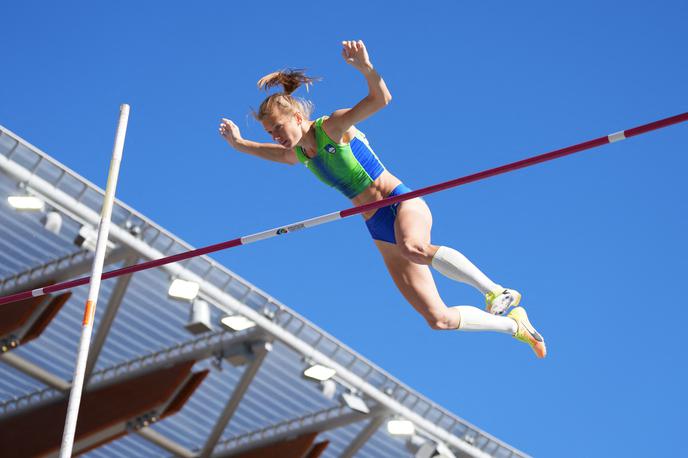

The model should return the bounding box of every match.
[254,69,319,121]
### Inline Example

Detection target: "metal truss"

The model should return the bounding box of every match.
[212,404,388,458]
[0,328,263,417]
[200,341,272,457]
[0,246,132,296]
[340,415,387,458]
[137,426,196,458]
[84,254,139,381]
[0,352,70,390]
[0,328,267,458]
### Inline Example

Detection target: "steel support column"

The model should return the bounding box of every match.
[84,254,139,381]
[213,404,387,458]
[200,341,272,458]
[137,427,196,458]
[340,414,387,458]
[0,352,70,390]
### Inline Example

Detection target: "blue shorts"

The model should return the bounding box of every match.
[365,183,413,244]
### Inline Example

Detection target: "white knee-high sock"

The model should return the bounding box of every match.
[431,246,500,294]
[454,306,516,334]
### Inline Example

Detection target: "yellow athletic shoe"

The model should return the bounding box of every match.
[485,288,521,315]
[508,307,546,358]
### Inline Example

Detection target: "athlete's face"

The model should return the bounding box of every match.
[261,111,302,148]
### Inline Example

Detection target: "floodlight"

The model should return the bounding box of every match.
[220,314,256,331]
[168,279,200,301]
[342,392,370,414]
[387,419,415,436]
[415,442,438,458]
[405,435,428,456]
[406,435,457,458]
[433,442,456,458]
[8,195,44,210]
[74,225,98,251]
[184,299,213,334]
[321,379,337,399]
[74,225,116,252]
[303,364,336,381]
[42,211,62,235]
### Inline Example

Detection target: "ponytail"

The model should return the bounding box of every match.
[257,68,318,94]
[254,69,320,121]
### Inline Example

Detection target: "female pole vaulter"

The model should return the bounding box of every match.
[219,40,546,358]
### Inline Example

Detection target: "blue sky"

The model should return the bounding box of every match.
[2,1,687,456]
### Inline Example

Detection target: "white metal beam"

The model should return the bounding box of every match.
[0,352,70,390]
[137,427,196,458]
[213,404,387,458]
[0,328,263,417]
[84,254,139,381]
[0,246,132,296]
[200,341,271,458]
[340,415,387,458]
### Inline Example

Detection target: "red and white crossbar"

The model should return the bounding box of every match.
[1,112,686,307]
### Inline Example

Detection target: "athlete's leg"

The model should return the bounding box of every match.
[374,240,516,334]
[393,198,501,294]
[380,197,543,354]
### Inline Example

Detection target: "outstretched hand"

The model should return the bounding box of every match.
[341,40,373,73]
[219,118,243,147]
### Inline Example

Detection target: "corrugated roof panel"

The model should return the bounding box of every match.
[85,433,166,458]
[0,361,48,399]
[360,430,412,458]
[319,421,368,457]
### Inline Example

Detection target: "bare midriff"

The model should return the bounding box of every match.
[351,170,402,220]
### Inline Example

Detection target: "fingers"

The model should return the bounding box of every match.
[341,40,366,59]
[218,118,237,137]
[220,119,236,129]
[344,40,364,49]
[341,40,352,59]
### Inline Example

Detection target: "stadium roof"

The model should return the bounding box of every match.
[0,125,528,458]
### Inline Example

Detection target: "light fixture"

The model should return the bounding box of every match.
[405,435,428,456]
[303,364,336,381]
[184,299,213,334]
[387,419,415,436]
[74,225,116,251]
[321,379,337,399]
[124,220,142,237]
[406,436,456,458]
[74,225,98,251]
[168,278,200,301]
[342,391,369,414]
[42,211,62,235]
[8,195,44,210]
[220,315,256,331]
[432,442,456,458]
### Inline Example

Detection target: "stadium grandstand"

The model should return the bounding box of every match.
[0,124,527,458]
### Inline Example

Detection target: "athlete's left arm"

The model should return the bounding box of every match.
[323,40,392,142]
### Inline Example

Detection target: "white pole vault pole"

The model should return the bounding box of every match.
[59,104,130,458]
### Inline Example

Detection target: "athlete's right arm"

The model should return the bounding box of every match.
[219,118,298,165]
